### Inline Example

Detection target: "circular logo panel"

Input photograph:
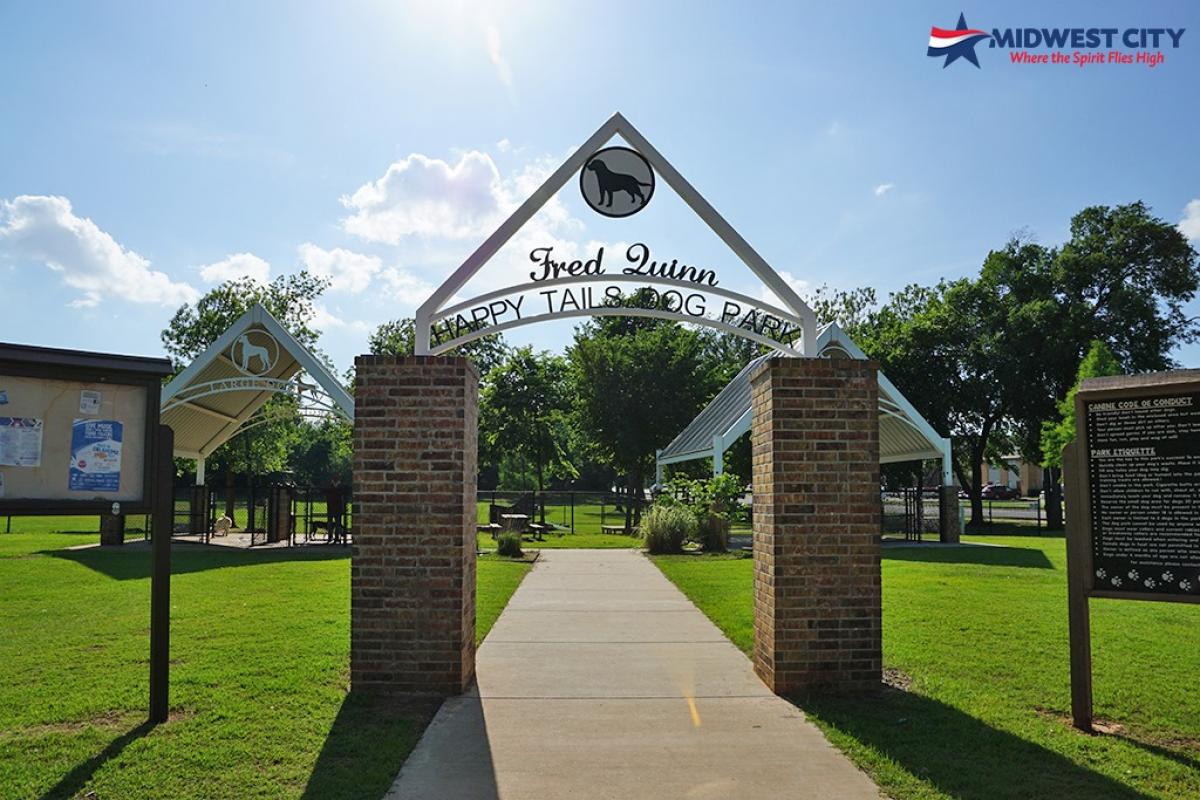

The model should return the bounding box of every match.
[579,146,655,218]
[230,330,279,376]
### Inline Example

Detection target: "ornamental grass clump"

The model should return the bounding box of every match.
[642,504,695,554]
[496,532,524,558]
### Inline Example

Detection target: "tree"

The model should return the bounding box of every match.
[162,272,330,368]
[1040,341,1123,468]
[480,347,576,495]
[160,272,330,522]
[290,417,353,486]
[569,316,718,532]
[368,317,508,377]
[984,204,1198,527]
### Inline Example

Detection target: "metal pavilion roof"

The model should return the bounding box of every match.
[160,304,353,461]
[657,322,952,480]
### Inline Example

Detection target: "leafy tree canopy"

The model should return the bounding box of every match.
[1040,341,1123,468]
[161,272,330,370]
[368,317,509,378]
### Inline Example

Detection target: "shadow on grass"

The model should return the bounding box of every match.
[48,544,349,580]
[882,543,1053,569]
[38,720,153,800]
[965,521,1065,537]
[300,693,442,800]
[796,688,1155,800]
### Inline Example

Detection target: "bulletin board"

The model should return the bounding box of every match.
[0,343,172,515]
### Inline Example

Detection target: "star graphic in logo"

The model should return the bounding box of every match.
[927,12,990,69]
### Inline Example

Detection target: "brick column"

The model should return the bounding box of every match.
[938,485,961,544]
[750,356,881,695]
[351,355,478,696]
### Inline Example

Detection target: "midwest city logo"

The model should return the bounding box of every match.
[927,12,1185,69]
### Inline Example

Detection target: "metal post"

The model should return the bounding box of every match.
[988,499,993,533]
[712,434,724,476]
[570,491,575,533]
[1063,441,1093,731]
[150,425,173,724]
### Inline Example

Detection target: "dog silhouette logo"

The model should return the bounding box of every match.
[230,330,279,376]
[580,146,655,218]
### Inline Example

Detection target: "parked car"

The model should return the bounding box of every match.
[980,483,1020,500]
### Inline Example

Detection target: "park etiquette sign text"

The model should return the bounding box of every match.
[430,241,807,351]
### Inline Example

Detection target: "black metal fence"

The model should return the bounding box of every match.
[882,490,941,540]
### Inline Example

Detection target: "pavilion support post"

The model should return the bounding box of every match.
[351,355,478,696]
[750,356,881,695]
[195,457,205,486]
[712,434,724,476]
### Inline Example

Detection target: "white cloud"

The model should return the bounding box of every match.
[759,270,811,310]
[199,252,270,284]
[486,24,514,98]
[380,266,435,305]
[340,151,505,243]
[873,183,895,197]
[298,243,381,293]
[1179,199,1200,242]
[0,194,197,308]
[312,303,370,332]
[496,138,512,153]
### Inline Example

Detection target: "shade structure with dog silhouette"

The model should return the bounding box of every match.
[159,304,353,486]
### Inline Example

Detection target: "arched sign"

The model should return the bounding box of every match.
[414,113,817,357]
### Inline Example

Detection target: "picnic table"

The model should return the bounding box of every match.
[500,514,529,533]
[601,524,639,536]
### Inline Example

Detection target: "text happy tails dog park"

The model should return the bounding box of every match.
[430,242,804,348]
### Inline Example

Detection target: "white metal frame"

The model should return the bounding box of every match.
[415,112,818,357]
[654,323,955,485]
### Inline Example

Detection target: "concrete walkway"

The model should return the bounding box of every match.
[386,549,881,799]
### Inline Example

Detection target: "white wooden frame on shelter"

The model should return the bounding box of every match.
[415,112,818,356]
[160,304,354,484]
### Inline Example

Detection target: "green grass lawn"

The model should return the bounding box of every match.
[0,526,531,800]
[652,537,1200,800]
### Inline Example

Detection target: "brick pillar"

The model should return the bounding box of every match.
[750,356,881,695]
[99,513,125,546]
[938,485,961,544]
[351,355,478,696]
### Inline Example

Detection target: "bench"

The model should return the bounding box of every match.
[477,523,503,538]
[601,524,639,536]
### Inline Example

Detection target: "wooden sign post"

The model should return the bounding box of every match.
[1065,371,1200,731]
[0,343,175,724]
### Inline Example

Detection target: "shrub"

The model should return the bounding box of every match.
[496,532,524,558]
[642,504,695,554]
[664,473,743,552]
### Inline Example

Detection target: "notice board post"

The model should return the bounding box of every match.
[1066,370,1200,732]
[0,343,174,724]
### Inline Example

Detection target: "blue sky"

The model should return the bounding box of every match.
[2,0,1199,374]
